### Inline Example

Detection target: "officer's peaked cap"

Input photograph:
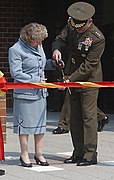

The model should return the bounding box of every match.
[67,2,95,22]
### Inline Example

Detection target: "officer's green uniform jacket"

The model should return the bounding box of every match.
[52,23,105,83]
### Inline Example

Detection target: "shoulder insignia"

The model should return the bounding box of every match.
[92,30,101,38]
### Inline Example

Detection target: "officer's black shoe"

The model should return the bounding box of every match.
[77,159,97,166]
[52,127,69,134]
[64,156,83,164]
[97,116,109,132]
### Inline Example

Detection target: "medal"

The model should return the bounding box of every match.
[78,42,83,50]
[79,37,93,51]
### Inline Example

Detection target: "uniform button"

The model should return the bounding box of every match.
[71,58,76,64]
[81,54,86,57]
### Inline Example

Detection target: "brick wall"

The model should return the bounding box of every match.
[0,0,37,109]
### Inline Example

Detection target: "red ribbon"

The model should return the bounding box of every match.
[0,81,114,91]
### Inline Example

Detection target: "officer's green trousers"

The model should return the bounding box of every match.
[70,88,99,160]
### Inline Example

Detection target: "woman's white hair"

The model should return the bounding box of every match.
[20,22,48,44]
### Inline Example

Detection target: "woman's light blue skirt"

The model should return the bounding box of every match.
[13,97,47,134]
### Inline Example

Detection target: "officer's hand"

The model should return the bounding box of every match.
[52,49,61,61]
[63,75,70,82]
[52,49,65,68]
[63,76,71,94]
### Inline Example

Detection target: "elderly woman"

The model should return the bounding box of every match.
[8,23,61,167]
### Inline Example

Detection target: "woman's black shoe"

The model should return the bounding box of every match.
[20,157,32,167]
[34,155,49,166]
[0,169,5,176]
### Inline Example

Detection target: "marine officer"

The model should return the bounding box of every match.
[52,2,105,166]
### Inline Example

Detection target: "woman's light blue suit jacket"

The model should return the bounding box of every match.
[8,38,54,100]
